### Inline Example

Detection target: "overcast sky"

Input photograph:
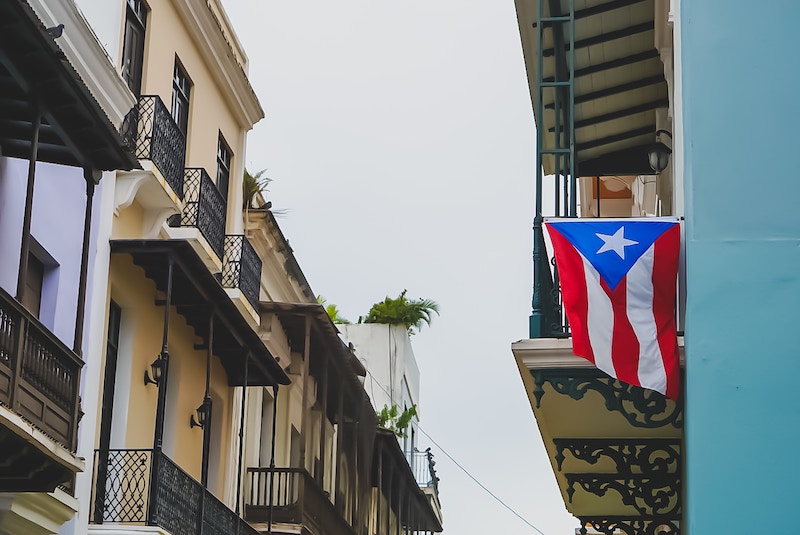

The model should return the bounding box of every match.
[222,1,576,533]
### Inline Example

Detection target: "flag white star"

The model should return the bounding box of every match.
[596,226,638,259]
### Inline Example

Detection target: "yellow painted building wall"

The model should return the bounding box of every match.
[104,254,236,499]
[121,0,249,232]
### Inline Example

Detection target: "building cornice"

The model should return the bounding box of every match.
[170,0,265,130]
[27,0,135,128]
[247,209,315,303]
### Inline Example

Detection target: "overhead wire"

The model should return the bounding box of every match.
[362,367,550,535]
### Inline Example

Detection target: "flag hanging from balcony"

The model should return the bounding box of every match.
[545,218,681,400]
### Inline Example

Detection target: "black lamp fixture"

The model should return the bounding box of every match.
[648,130,673,173]
[190,398,211,429]
[144,356,164,386]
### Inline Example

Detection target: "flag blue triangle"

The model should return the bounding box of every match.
[548,220,677,290]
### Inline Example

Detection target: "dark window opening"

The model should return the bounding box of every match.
[216,134,232,200]
[98,301,122,452]
[121,0,148,96]
[171,60,191,138]
[22,253,44,318]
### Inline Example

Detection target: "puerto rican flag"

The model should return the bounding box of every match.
[545,218,680,399]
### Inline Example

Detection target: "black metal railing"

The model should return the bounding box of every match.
[410,450,439,495]
[120,95,187,199]
[0,286,82,450]
[530,219,569,338]
[222,236,262,309]
[91,449,257,535]
[245,467,354,535]
[171,168,227,260]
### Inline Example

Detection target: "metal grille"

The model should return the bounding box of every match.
[202,497,238,535]
[222,235,262,309]
[153,453,202,535]
[247,467,300,508]
[92,449,151,523]
[121,95,186,199]
[92,449,258,534]
[179,168,226,260]
[410,450,439,495]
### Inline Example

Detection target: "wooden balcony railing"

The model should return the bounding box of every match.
[169,168,227,260]
[91,449,258,535]
[0,286,82,451]
[222,235,261,309]
[120,95,187,200]
[245,467,354,535]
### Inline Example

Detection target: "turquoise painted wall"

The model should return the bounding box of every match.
[681,1,800,531]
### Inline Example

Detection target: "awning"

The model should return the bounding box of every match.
[373,429,443,533]
[260,301,369,417]
[111,240,290,386]
[0,0,138,172]
[515,0,668,175]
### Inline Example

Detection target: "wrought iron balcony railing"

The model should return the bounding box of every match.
[245,467,354,535]
[170,168,227,260]
[91,449,258,535]
[120,95,187,200]
[530,219,570,339]
[222,236,262,310]
[409,450,439,496]
[0,286,82,451]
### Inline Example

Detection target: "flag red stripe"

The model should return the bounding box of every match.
[652,225,681,399]
[548,226,595,364]
[606,277,641,388]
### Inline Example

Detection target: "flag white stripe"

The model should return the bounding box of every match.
[626,244,668,394]
[581,253,615,378]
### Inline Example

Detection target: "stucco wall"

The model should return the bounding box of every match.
[338,323,421,414]
[107,254,235,499]
[680,0,800,531]
[0,157,90,347]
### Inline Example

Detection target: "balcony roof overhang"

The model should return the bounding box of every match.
[0,0,138,173]
[515,0,669,176]
[111,240,290,386]
[373,429,444,533]
[512,338,682,525]
[260,301,370,415]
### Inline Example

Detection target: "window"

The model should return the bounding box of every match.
[216,134,232,200]
[171,60,191,138]
[121,0,148,96]
[98,301,122,452]
[22,253,43,318]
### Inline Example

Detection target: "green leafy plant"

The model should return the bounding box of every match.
[243,168,272,209]
[317,295,351,324]
[376,404,417,438]
[360,290,439,334]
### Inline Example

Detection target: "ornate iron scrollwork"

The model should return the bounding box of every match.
[130,96,186,199]
[566,473,680,517]
[553,438,680,473]
[530,368,683,429]
[178,168,226,260]
[579,516,680,535]
[222,235,262,310]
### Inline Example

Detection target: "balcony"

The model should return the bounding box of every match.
[245,467,354,535]
[91,449,258,535]
[410,450,439,495]
[167,168,227,266]
[120,95,186,200]
[0,286,83,491]
[222,235,262,313]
